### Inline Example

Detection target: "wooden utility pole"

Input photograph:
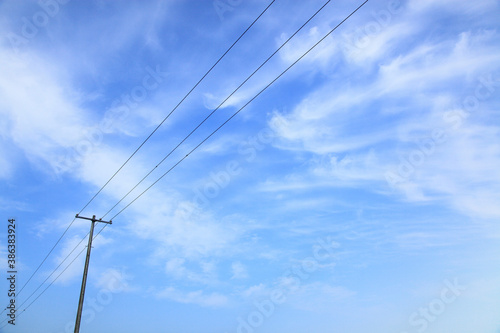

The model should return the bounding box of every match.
[73,214,112,333]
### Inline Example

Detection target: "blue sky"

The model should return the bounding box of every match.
[1,0,500,332]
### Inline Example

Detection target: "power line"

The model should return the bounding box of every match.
[62,0,370,273]
[79,0,276,216]
[8,0,369,322]
[22,235,88,311]
[101,0,333,220]
[0,245,87,331]
[0,216,78,318]
[109,0,370,222]
[0,223,108,329]
[1,1,275,318]
[14,223,107,326]
[0,233,88,327]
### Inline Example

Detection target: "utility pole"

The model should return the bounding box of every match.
[73,214,112,333]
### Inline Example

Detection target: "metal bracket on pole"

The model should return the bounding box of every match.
[73,214,112,333]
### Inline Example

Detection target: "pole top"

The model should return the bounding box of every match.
[75,214,112,224]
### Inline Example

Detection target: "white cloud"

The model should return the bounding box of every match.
[94,268,133,293]
[51,234,87,285]
[0,50,89,173]
[156,287,229,308]
[125,195,249,260]
[240,283,271,300]
[264,13,500,220]
[278,25,340,68]
[0,39,255,275]
[408,0,497,14]
[376,31,500,97]
[231,261,248,280]
[391,124,500,218]
[164,257,219,285]
[0,197,31,212]
[277,280,354,312]
[165,258,188,279]
[0,143,14,179]
[0,30,253,264]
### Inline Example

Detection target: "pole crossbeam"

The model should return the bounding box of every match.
[73,214,112,333]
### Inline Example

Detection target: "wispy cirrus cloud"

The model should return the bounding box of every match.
[263,3,500,220]
[155,286,230,308]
